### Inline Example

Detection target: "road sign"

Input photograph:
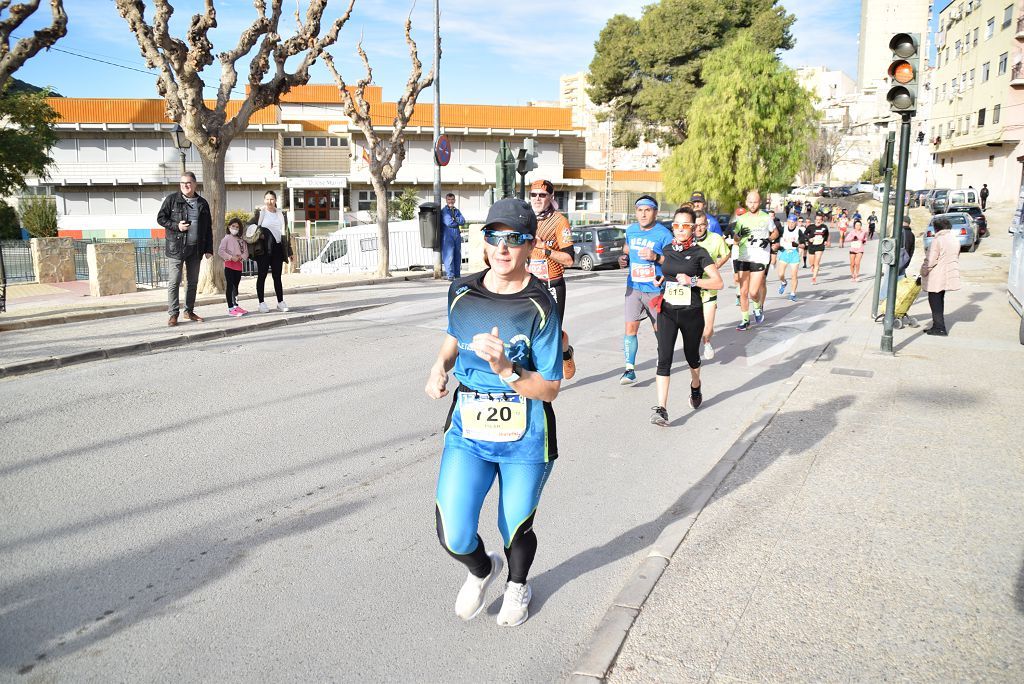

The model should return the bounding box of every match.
[434,134,451,167]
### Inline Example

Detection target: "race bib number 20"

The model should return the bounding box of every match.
[459,393,527,442]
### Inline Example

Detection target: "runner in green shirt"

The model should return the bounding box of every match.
[695,210,730,359]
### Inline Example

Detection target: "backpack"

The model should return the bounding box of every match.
[245,212,266,259]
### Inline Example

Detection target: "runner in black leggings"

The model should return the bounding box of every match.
[650,206,724,426]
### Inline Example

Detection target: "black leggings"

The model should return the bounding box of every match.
[546,277,566,325]
[656,305,704,376]
[224,267,242,308]
[256,240,284,303]
[928,290,946,332]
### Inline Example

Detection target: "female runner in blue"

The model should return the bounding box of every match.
[424,198,563,627]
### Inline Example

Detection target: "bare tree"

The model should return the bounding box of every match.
[322,12,433,278]
[0,0,68,89]
[800,125,857,186]
[115,0,354,293]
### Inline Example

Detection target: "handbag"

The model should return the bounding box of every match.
[245,213,266,258]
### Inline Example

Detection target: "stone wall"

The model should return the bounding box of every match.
[87,242,137,297]
[30,238,76,283]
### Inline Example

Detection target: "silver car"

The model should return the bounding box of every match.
[923,212,980,253]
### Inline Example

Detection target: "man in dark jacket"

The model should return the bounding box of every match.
[157,172,213,326]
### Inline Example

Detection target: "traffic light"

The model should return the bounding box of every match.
[886,33,920,115]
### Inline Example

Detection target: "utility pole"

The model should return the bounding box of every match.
[603,117,613,222]
[880,32,920,354]
[871,131,896,318]
[431,0,442,279]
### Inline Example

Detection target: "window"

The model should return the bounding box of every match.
[963,34,970,53]
[973,27,979,45]
[955,39,962,54]
[979,107,986,126]
[999,52,1008,75]
[1003,4,1013,28]
[983,62,991,81]
[941,158,946,168]
[315,137,327,147]
[989,155,995,167]
[114,190,140,214]
[987,17,995,38]
[356,189,398,211]
[283,137,294,147]
[994,104,1001,123]
[969,68,975,86]
[963,115,970,134]
[304,137,316,147]
[78,139,106,163]
[574,192,595,211]
[952,78,959,92]
[107,139,134,162]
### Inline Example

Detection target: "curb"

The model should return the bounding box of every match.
[0,271,600,332]
[0,302,381,380]
[568,279,873,682]
[0,272,434,332]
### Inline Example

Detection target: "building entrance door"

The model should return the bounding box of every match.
[304,189,330,221]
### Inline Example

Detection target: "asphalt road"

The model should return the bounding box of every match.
[0,253,866,681]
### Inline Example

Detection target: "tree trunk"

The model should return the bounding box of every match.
[371,178,391,278]
[197,149,228,295]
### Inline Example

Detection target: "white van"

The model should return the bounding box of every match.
[300,220,434,274]
[948,188,979,206]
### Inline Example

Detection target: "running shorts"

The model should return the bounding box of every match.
[734,260,767,273]
[807,245,825,255]
[624,286,660,323]
[779,248,800,265]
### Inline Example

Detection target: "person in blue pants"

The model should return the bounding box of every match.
[441,192,466,280]
[425,198,562,627]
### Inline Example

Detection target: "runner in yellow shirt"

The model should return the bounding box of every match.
[694,210,730,359]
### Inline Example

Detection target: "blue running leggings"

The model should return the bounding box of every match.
[435,448,553,583]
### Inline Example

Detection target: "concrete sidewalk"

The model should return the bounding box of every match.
[578,225,1024,681]
[0,270,434,331]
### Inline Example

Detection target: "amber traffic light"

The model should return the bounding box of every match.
[887,33,920,114]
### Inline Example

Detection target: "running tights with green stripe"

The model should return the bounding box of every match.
[435,448,553,583]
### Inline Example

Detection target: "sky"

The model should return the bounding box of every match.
[14,0,863,105]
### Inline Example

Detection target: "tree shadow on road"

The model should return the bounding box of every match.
[526,388,855,616]
[1014,553,1024,615]
[0,495,369,674]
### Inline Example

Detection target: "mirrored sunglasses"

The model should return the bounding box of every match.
[671,222,695,229]
[484,231,533,247]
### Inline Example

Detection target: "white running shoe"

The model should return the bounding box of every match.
[454,552,503,621]
[496,581,532,627]
[258,302,270,313]
[703,341,715,360]
[276,300,290,312]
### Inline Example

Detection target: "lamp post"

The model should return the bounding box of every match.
[170,124,191,175]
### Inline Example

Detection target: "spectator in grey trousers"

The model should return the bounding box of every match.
[157,172,213,326]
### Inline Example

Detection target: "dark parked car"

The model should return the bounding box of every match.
[569,225,626,271]
[947,204,987,236]
[929,189,950,214]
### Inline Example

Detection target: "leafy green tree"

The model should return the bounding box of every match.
[661,34,818,210]
[0,200,21,239]
[859,158,884,185]
[588,0,795,147]
[391,188,420,221]
[0,88,58,197]
[18,194,58,237]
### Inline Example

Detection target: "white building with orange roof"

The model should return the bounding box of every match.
[26,84,665,239]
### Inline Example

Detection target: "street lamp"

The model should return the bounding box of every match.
[169,124,191,175]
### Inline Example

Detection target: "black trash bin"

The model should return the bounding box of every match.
[418,202,439,250]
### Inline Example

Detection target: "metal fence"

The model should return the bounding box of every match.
[0,240,34,283]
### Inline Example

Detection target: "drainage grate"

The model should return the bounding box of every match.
[830,367,875,378]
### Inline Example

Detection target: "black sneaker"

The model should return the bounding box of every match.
[689,384,703,409]
[650,406,669,427]
[736,320,750,331]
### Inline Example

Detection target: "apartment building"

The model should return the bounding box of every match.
[929,0,1024,199]
[25,84,665,237]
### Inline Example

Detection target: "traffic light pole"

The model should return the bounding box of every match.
[431,0,442,279]
[871,131,896,318]
[518,170,526,201]
[880,114,912,354]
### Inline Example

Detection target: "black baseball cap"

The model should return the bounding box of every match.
[690,191,706,203]
[483,198,537,235]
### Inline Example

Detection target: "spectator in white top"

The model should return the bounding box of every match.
[249,190,291,312]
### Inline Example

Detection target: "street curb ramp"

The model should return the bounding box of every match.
[568,280,874,682]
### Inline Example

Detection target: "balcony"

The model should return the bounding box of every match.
[1012,63,1024,87]
[1018,14,1024,40]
